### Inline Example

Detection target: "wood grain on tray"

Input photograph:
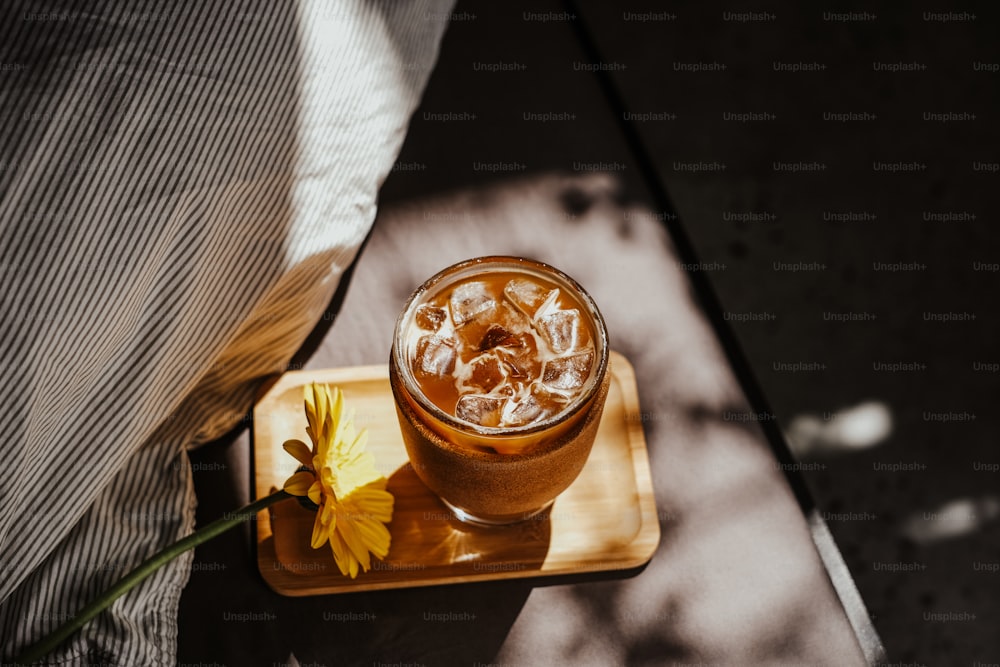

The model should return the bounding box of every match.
[253,351,658,595]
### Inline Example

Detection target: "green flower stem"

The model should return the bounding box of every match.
[14,490,292,665]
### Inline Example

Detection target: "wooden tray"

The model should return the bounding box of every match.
[253,351,659,595]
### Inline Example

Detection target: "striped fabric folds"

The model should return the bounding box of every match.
[0,1,453,664]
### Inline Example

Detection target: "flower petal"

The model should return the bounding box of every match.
[320,495,336,526]
[320,465,336,489]
[336,513,371,573]
[282,439,313,466]
[329,391,347,447]
[307,481,322,506]
[314,384,327,440]
[304,389,318,439]
[283,471,315,496]
[311,512,328,549]
[328,529,354,577]
[349,482,394,521]
[353,517,391,559]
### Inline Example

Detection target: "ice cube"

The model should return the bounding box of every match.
[532,381,572,406]
[456,394,505,427]
[500,383,563,427]
[496,337,542,381]
[449,281,496,327]
[503,278,558,319]
[478,324,523,352]
[414,335,457,378]
[501,394,544,427]
[457,352,507,394]
[457,300,529,348]
[542,350,594,391]
[415,304,447,331]
[537,308,582,354]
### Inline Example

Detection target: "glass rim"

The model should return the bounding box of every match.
[392,255,610,439]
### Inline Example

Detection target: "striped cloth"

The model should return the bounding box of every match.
[0,1,453,663]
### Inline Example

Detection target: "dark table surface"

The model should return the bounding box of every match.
[179,1,1000,664]
[178,173,874,666]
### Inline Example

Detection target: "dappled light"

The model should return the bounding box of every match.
[360,172,871,665]
[900,496,1000,546]
[785,400,893,457]
[182,167,885,663]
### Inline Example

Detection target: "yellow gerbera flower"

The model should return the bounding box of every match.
[282,383,394,578]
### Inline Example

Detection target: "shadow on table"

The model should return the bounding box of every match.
[178,417,644,666]
[258,464,553,595]
[179,435,546,666]
[182,171,875,665]
[381,464,554,572]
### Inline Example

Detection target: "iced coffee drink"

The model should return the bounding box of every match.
[390,256,609,525]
